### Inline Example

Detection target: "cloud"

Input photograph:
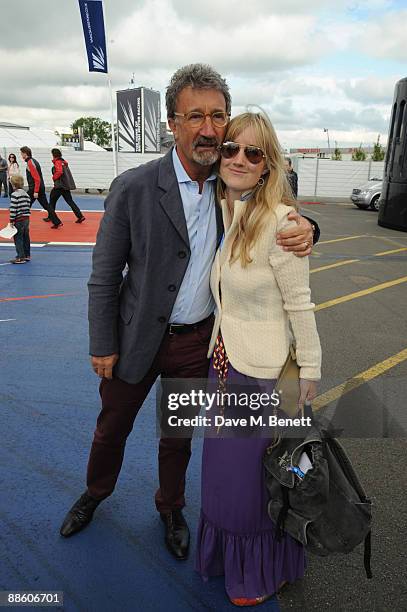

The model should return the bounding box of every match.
[358,9,407,60]
[169,0,395,25]
[277,127,388,148]
[170,0,333,25]
[0,0,400,148]
[348,0,394,11]
[309,107,389,132]
[342,76,397,104]
[0,85,109,113]
[234,88,390,133]
[111,0,329,74]
[0,105,86,130]
[0,0,144,50]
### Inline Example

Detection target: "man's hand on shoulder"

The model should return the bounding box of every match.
[91,354,119,379]
[276,211,313,258]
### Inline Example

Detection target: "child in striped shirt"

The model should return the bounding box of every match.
[9,174,31,264]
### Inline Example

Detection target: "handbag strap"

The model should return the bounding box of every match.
[275,485,290,541]
[364,531,373,579]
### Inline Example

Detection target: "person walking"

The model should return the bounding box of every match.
[9,174,31,264]
[47,149,85,224]
[7,153,21,196]
[19,146,62,228]
[284,157,298,199]
[59,64,319,561]
[0,154,8,198]
[195,112,321,605]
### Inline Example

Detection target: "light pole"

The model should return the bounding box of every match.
[323,128,331,157]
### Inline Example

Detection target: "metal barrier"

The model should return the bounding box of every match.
[2,146,384,197]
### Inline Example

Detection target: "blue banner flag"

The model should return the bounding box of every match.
[78,0,108,73]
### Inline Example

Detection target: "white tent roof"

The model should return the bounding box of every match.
[0,123,59,149]
[0,122,105,151]
[82,140,106,151]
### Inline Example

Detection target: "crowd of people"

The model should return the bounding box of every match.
[3,147,85,264]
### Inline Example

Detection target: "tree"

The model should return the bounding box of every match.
[352,144,366,161]
[71,117,112,148]
[332,141,342,161]
[371,134,385,162]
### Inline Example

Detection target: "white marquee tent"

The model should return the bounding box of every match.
[0,122,104,153]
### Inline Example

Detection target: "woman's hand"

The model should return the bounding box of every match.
[298,379,318,411]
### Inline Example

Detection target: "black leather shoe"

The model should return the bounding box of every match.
[160,509,190,560]
[60,492,101,537]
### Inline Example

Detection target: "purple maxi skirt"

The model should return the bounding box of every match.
[195,359,305,599]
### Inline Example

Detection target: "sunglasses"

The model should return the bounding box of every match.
[219,141,266,165]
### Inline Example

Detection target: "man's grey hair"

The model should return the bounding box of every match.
[166,63,231,118]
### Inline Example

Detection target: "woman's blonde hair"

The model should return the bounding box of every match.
[217,111,296,266]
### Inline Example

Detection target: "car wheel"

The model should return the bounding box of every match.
[355,202,369,210]
[370,195,380,211]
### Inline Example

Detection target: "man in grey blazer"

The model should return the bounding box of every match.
[60,64,318,559]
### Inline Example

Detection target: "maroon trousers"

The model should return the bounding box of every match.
[86,316,213,514]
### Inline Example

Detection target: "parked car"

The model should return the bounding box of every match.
[350,178,382,211]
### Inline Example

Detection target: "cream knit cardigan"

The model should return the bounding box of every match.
[207,199,322,380]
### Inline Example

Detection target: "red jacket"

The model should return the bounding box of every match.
[52,157,68,182]
[26,157,44,193]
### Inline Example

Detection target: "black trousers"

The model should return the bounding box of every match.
[0,173,8,196]
[49,188,83,219]
[28,188,61,226]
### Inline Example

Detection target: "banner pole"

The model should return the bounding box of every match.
[107,76,118,178]
[101,0,117,179]
[78,0,117,177]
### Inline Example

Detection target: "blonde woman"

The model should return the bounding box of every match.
[195,112,322,606]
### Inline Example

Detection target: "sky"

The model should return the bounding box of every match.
[1,0,406,149]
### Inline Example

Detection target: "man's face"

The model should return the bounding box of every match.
[21,151,28,161]
[284,160,291,172]
[168,86,227,171]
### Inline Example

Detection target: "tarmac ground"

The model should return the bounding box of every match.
[1,194,406,611]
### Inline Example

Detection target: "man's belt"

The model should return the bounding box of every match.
[167,314,213,335]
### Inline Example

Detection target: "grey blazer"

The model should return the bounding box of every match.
[88,149,223,384]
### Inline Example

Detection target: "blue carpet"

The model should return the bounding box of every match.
[0,246,280,611]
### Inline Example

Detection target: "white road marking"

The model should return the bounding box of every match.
[0,243,46,247]
[0,207,103,212]
[0,319,17,322]
[47,241,96,246]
